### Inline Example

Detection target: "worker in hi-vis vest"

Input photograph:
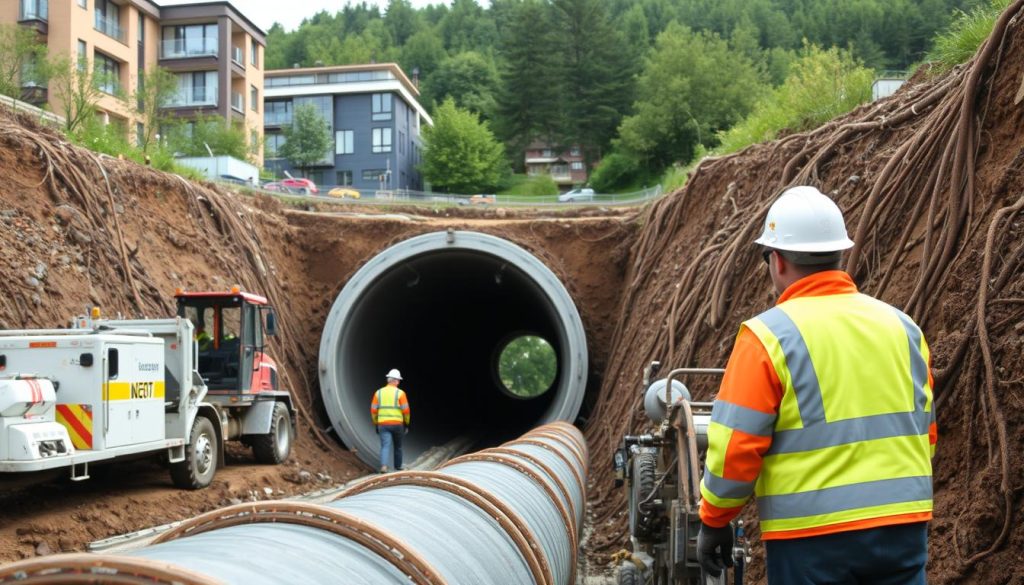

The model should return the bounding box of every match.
[371,368,411,473]
[697,186,937,584]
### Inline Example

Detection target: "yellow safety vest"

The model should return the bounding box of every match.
[375,387,405,425]
[710,292,934,535]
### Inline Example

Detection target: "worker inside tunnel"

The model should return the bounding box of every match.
[318,231,588,468]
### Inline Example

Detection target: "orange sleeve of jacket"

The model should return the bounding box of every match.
[399,390,410,425]
[370,390,379,423]
[699,326,783,527]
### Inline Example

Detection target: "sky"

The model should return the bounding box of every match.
[159,0,458,33]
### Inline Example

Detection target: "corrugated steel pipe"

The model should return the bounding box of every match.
[0,423,587,585]
[318,231,589,468]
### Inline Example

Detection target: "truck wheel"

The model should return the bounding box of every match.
[629,450,658,538]
[252,402,292,464]
[170,416,218,489]
[617,563,640,585]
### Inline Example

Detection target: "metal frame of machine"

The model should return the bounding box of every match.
[613,361,751,585]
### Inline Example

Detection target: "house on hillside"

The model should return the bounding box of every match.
[524,143,588,188]
[263,63,432,192]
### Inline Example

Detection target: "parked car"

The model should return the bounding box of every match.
[458,194,496,206]
[280,177,318,195]
[558,187,595,203]
[328,187,361,199]
[262,181,285,192]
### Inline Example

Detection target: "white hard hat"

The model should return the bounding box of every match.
[754,186,855,253]
[386,368,402,381]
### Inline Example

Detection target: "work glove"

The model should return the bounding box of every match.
[697,522,734,578]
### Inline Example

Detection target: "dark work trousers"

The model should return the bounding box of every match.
[379,424,404,470]
[765,522,928,585]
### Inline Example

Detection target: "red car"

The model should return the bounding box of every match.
[262,178,318,195]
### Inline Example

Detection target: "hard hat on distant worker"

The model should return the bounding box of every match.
[754,186,855,253]
[386,368,403,381]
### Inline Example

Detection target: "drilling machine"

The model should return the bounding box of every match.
[612,361,751,585]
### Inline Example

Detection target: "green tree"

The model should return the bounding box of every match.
[165,115,250,161]
[48,54,112,134]
[422,51,499,119]
[421,98,507,193]
[384,0,420,46]
[278,103,332,177]
[494,0,562,161]
[399,29,447,82]
[553,0,638,161]
[499,336,557,398]
[0,24,50,100]
[617,23,765,169]
[132,67,178,152]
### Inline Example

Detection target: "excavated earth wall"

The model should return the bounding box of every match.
[588,3,1024,584]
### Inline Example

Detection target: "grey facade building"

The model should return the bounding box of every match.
[263,63,432,192]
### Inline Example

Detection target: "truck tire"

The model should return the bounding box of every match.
[629,450,658,538]
[170,416,218,489]
[251,402,292,464]
[617,563,640,585]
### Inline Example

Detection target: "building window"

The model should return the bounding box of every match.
[571,161,584,171]
[307,171,325,185]
[77,40,87,71]
[138,14,144,44]
[372,93,392,121]
[250,39,258,67]
[363,169,386,182]
[265,133,286,158]
[542,149,553,157]
[94,0,124,42]
[570,146,580,156]
[94,51,120,94]
[372,128,392,153]
[295,95,333,128]
[336,170,353,186]
[250,85,258,112]
[398,131,405,155]
[265,100,292,125]
[168,71,217,107]
[21,0,48,21]
[161,24,218,58]
[335,130,353,155]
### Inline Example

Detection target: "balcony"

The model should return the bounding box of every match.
[94,14,125,43]
[264,111,292,126]
[19,0,47,21]
[161,38,219,59]
[231,92,243,113]
[166,87,218,108]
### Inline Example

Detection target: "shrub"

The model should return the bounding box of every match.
[716,43,874,155]
[589,152,642,192]
[928,0,1012,73]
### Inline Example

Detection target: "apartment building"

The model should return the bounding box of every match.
[2,0,265,165]
[524,142,589,188]
[263,63,432,191]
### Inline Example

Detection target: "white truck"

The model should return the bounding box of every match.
[0,289,294,489]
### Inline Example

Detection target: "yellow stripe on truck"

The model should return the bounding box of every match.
[104,380,165,401]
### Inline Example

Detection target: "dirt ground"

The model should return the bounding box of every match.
[0,111,636,563]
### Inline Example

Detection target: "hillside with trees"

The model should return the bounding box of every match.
[265,0,986,189]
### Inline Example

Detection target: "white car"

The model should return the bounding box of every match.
[558,187,595,203]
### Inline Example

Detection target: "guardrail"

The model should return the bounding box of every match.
[233,182,664,208]
[0,93,65,127]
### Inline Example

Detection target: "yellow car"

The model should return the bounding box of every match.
[328,187,361,199]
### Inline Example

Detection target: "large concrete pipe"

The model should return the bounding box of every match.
[318,231,588,467]
[0,423,588,585]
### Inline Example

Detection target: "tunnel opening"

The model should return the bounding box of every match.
[319,231,588,468]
